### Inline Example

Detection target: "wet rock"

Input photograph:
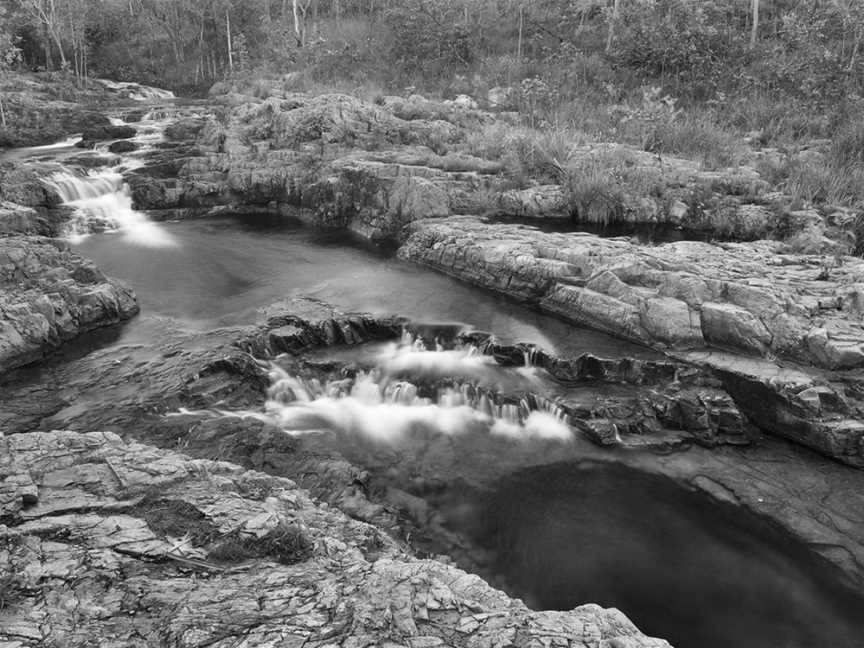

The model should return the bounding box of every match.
[0,162,64,208]
[76,123,137,148]
[684,351,864,468]
[0,236,139,374]
[0,430,671,648]
[107,140,138,154]
[261,298,407,351]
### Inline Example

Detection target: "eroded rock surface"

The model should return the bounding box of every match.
[397,216,864,466]
[0,430,669,648]
[0,229,138,373]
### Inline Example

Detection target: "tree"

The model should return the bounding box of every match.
[750,0,759,47]
[292,0,315,46]
[14,0,67,69]
[0,6,23,128]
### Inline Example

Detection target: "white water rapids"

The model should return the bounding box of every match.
[44,168,177,247]
[174,332,573,443]
[39,110,179,248]
[96,78,176,101]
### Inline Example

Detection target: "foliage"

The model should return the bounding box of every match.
[610,0,749,97]
[563,149,666,226]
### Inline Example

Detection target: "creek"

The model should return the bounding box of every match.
[14,106,864,648]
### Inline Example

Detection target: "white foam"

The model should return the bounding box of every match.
[97,78,175,101]
[259,341,573,443]
[44,169,178,248]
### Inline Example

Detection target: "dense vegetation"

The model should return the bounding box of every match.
[3,0,864,208]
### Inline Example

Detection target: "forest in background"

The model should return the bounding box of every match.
[3,0,864,210]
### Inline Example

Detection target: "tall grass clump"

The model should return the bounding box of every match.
[783,123,864,208]
[563,149,666,226]
[460,123,588,186]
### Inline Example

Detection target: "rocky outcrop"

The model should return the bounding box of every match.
[0,430,670,648]
[0,73,113,149]
[127,90,858,251]
[400,217,864,367]
[398,216,864,466]
[0,229,138,373]
[0,299,861,590]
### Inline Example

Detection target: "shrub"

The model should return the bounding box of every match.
[611,0,748,98]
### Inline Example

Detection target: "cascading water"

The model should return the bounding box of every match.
[44,168,177,247]
[181,332,573,442]
[30,108,182,248]
[96,78,175,101]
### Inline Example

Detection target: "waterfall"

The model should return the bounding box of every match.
[253,333,573,443]
[169,332,572,442]
[44,169,177,248]
[97,78,175,101]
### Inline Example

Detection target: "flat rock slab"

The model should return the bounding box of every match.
[0,430,669,648]
[399,216,864,369]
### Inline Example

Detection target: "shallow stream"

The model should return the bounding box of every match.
[15,112,864,648]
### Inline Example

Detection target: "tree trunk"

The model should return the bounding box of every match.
[516,5,523,65]
[750,0,759,48]
[292,0,306,46]
[226,7,233,72]
[606,0,620,53]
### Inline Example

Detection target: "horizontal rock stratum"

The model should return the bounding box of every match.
[0,430,671,648]
[400,216,864,369]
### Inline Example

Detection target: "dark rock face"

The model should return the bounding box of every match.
[76,124,137,148]
[107,140,138,154]
[0,232,139,374]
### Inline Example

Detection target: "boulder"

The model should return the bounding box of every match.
[108,140,138,154]
[0,236,139,373]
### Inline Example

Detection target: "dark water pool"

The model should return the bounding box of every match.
[73,214,658,358]
[434,461,864,648]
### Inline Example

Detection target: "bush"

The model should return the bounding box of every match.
[611,0,748,98]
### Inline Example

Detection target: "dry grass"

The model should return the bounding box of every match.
[208,522,313,565]
[562,149,666,226]
[458,123,589,185]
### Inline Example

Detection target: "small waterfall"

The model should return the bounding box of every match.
[252,333,573,443]
[97,78,175,101]
[44,169,177,247]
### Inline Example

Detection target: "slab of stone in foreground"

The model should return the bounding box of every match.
[0,430,671,648]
